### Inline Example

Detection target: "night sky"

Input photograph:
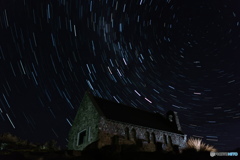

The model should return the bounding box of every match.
[1,0,240,151]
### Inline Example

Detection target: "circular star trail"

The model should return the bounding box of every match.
[1,0,240,151]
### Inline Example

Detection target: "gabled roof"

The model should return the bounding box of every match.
[87,92,183,135]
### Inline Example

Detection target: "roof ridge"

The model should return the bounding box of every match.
[91,94,165,116]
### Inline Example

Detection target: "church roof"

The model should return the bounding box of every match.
[88,93,183,135]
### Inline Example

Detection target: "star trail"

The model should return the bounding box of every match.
[1,0,240,151]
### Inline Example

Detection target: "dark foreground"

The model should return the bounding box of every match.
[1,148,239,160]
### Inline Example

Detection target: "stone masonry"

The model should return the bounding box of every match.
[68,92,187,151]
[68,94,100,150]
[98,117,186,152]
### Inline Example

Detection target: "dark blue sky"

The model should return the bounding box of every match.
[1,0,240,151]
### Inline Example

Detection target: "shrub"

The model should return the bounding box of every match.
[183,137,217,152]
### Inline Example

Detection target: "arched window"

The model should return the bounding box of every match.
[163,134,167,144]
[125,127,130,140]
[145,131,150,143]
[131,128,136,141]
[151,132,156,143]
[168,136,173,146]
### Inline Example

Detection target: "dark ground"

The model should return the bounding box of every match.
[0,148,239,160]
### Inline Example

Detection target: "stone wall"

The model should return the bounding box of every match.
[98,118,186,151]
[67,93,186,151]
[68,94,100,150]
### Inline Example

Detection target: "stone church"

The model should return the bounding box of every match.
[68,91,187,151]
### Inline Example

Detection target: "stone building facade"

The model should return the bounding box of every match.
[68,92,187,151]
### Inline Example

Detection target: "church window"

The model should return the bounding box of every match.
[77,130,87,145]
[151,132,156,143]
[163,134,167,144]
[125,127,130,140]
[131,128,137,141]
[145,131,150,143]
